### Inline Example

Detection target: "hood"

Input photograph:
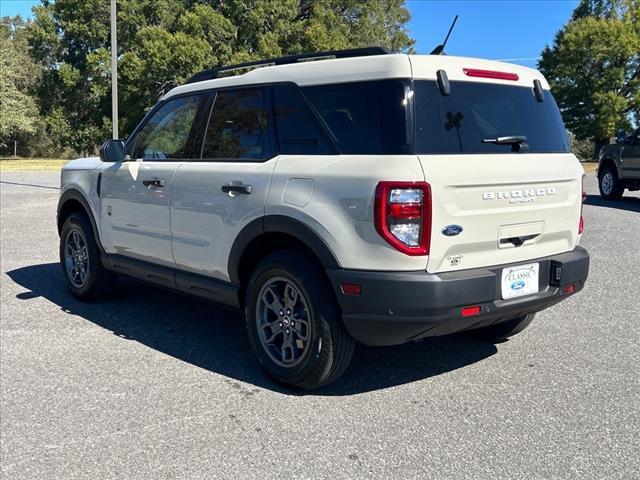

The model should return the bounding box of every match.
[62,157,102,171]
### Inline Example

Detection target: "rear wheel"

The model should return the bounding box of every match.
[244,250,355,390]
[467,313,536,342]
[598,166,624,200]
[59,212,117,300]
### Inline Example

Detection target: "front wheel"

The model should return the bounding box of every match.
[598,166,624,200]
[467,313,536,342]
[59,212,117,300]
[244,250,355,390]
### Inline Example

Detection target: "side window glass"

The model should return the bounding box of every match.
[273,84,333,155]
[202,88,273,160]
[132,94,203,160]
[302,82,382,154]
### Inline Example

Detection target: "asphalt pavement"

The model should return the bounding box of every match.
[1,171,639,479]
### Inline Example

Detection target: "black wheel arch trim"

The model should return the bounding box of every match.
[598,157,622,178]
[227,215,341,285]
[57,188,105,253]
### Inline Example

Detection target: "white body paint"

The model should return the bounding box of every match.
[61,53,583,280]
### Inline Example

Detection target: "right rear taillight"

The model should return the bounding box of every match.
[579,173,586,234]
[374,181,431,256]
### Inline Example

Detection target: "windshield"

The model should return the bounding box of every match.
[414,80,570,154]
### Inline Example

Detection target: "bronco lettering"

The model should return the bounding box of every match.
[483,187,556,201]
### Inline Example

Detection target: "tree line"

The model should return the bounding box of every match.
[0,0,637,159]
[1,0,413,157]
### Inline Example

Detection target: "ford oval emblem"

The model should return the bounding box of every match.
[442,224,463,236]
[511,280,526,290]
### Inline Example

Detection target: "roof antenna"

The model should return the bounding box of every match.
[429,15,459,55]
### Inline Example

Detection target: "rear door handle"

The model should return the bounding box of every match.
[221,184,252,195]
[142,179,165,188]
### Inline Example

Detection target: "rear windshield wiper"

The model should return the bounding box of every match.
[482,135,528,152]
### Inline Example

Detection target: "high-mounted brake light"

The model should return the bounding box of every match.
[579,174,586,234]
[374,181,431,256]
[463,68,519,81]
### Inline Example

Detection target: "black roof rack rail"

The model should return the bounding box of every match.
[185,46,392,84]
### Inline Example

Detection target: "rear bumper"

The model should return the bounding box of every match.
[327,247,589,346]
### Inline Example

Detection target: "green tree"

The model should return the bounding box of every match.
[0,16,41,152]
[28,0,414,154]
[539,0,640,157]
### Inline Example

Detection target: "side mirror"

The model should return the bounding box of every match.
[99,139,127,162]
[615,130,628,144]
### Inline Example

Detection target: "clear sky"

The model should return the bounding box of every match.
[407,0,579,66]
[2,0,579,66]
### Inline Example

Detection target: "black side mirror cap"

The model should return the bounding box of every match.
[99,139,127,162]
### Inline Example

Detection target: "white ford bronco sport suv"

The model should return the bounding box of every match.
[58,47,590,389]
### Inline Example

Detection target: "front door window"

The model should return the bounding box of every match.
[132,95,204,160]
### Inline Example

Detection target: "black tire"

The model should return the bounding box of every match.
[244,250,355,390]
[59,212,117,300]
[467,313,536,342]
[598,165,624,200]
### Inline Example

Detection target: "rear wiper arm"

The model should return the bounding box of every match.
[482,135,528,152]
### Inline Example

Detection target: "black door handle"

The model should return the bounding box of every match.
[142,179,165,188]
[222,184,252,195]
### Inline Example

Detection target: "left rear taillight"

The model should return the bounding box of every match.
[579,174,586,234]
[374,181,431,256]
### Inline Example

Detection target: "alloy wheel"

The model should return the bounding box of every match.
[256,277,311,368]
[64,228,89,287]
[601,172,614,195]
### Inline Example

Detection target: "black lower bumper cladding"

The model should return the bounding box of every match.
[328,247,589,346]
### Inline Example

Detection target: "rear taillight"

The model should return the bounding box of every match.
[374,182,431,256]
[579,174,586,234]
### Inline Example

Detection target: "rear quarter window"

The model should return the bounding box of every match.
[301,80,411,155]
[273,83,334,155]
[414,80,570,154]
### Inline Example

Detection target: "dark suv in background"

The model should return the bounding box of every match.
[598,128,640,199]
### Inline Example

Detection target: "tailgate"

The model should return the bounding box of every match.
[420,153,583,273]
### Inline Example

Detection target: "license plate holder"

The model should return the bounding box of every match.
[501,263,539,300]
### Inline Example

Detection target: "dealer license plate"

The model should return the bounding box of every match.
[501,263,539,299]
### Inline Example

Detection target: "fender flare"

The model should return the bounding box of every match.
[598,155,623,178]
[227,215,341,285]
[57,188,105,252]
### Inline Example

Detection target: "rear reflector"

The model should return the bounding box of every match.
[461,305,481,317]
[564,284,575,294]
[340,283,362,296]
[463,68,519,81]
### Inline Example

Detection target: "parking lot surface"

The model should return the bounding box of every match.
[1,171,639,479]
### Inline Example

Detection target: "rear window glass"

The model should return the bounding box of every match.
[202,88,273,160]
[301,80,411,155]
[414,80,570,154]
